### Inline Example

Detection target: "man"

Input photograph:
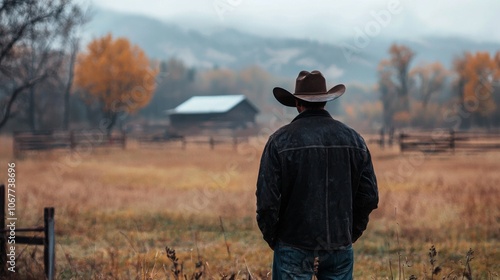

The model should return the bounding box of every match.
[256,70,379,280]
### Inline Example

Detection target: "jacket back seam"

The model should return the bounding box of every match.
[277,145,367,154]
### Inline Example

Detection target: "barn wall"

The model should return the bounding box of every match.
[169,100,258,133]
[224,101,257,124]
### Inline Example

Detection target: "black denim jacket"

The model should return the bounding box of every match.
[256,109,379,250]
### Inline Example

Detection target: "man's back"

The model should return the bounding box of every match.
[257,109,378,250]
[256,70,378,279]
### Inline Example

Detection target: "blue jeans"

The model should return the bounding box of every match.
[272,242,353,280]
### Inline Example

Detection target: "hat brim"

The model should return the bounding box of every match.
[273,84,346,107]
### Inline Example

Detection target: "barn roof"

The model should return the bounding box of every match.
[170,95,257,114]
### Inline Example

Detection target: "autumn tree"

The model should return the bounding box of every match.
[74,34,158,134]
[463,52,498,126]
[493,52,500,125]
[238,65,273,105]
[141,58,194,119]
[0,0,85,131]
[195,66,275,119]
[377,60,398,127]
[377,44,415,127]
[410,62,448,109]
[450,53,471,128]
[452,52,499,127]
[198,68,239,96]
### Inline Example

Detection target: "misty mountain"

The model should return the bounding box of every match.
[85,8,500,84]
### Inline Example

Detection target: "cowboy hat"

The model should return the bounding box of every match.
[273,70,346,107]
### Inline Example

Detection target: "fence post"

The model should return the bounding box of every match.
[13,132,19,159]
[388,126,395,147]
[233,136,238,151]
[449,129,455,154]
[379,127,385,149]
[209,137,214,150]
[70,131,76,151]
[0,184,6,277]
[399,133,405,153]
[44,207,55,280]
[121,132,127,150]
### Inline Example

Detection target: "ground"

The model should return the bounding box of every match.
[0,136,498,279]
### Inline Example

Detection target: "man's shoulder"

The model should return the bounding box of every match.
[334,120,365,138]
[267,117,367,149]
[267,124,290,143]
[329,119,367,147]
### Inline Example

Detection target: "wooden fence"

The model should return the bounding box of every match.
[399,130,500,153]
[138,135,248,151]
[0,184,55,279]
[366,127,397,149]
[13,130,126,158]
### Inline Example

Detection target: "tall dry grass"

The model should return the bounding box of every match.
[0,136,498,279]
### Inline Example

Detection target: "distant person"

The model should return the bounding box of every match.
[256,70,379,280]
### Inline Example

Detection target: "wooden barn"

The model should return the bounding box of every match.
[168,95,259,135]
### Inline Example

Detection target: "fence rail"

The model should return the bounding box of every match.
[138,134,248,151]
[0,184,55,279]
[399,130,500,153]
[13,130,126,158]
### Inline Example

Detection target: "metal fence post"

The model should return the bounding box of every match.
[0,184,6,277]
[44,207,55,280]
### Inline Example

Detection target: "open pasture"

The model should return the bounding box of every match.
[0,136,498,279]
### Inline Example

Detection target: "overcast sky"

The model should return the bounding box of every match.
[89,0,500,44]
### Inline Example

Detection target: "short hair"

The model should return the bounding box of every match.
[296,99,326,109]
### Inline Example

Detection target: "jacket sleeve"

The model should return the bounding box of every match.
[352,149,379,243]
[256,138,282,250]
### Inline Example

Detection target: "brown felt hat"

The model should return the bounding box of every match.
[273,70,345,107]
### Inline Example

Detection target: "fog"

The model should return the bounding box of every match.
[92,0,500,44]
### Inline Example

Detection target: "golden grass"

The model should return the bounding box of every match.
[0,136,498,279]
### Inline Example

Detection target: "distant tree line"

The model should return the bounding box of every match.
[0,0,278,134]
[378,44,500,129]
[3,2,498,135]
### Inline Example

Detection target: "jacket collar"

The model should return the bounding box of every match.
[291,109,332,123]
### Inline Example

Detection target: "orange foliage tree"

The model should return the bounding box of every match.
[463,52,497,119]
[75,34,158,134]
[453,51,499,127]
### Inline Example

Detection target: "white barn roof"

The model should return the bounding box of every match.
[171,95,248,114]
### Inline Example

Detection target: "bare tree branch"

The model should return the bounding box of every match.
[0,0,86,131]
[0,75,45,128]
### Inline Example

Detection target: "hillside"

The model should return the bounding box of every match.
[85,9,500,84]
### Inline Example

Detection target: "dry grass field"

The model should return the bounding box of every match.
[0,135,499,279]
